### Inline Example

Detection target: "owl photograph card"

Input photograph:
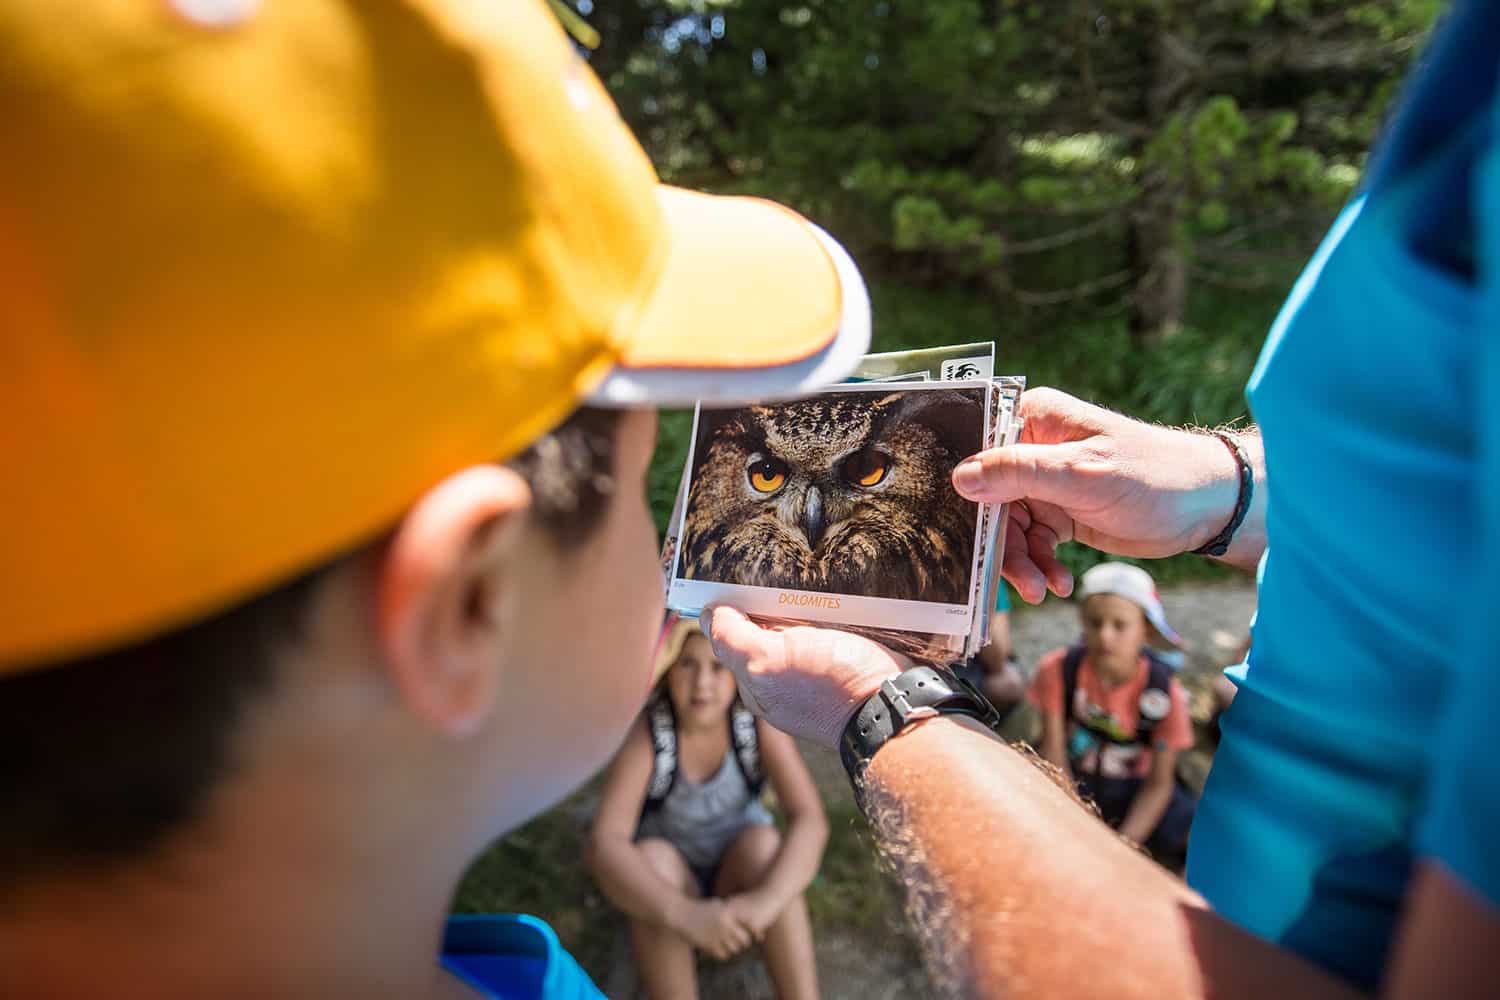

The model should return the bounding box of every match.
[666,382,993,637]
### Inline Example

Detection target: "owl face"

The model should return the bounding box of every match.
[680,389,983,604]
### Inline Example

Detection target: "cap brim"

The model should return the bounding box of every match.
[1145,611,1185,650]
[586,186,871,407]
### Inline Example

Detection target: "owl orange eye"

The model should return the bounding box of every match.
[747,456,788,493]
[844,448,889,488]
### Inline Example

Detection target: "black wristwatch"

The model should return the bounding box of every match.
[838,666,1001,793]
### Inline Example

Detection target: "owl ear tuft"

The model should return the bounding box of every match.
[698,408,767,454]
[870,390,984,461]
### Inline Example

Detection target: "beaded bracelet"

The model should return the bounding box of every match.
[1192,431,1253,557]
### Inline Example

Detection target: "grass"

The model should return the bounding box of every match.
[451,780,924,984]
[801,800,922,961]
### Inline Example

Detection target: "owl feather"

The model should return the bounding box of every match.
[680,390,982,605]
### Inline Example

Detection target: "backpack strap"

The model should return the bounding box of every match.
[642,698,679,812]
[1133,650,1176,744]
[729,699,765,796]
[1060,643,1086,732]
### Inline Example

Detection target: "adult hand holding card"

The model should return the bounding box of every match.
[698,605,908,749]
[662,343,1023,663]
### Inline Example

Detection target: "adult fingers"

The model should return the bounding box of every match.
[952,441,1090,507]
[1016,386,1114,443]
[1025,523,1073,599]
[1025,499,1076,598]
[1001,515,1048,604]
[1001,499,1076,602]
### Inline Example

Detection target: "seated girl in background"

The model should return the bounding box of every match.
[588,617,827,1000]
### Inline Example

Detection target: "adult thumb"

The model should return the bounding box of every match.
[951,441,1086,506]
[701,605,768,660]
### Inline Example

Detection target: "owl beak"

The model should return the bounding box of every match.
[802,485,826,550]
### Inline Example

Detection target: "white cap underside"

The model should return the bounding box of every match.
[585,225,872,409]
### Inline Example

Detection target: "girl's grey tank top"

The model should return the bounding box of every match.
[635,750,773,869]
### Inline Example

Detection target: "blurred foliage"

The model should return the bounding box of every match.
[589,0,1437,337]
[586,0,1439,579]
[801,799,912,936]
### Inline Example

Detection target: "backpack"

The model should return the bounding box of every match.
[642,696,765,813]
[1059,643,1176,752]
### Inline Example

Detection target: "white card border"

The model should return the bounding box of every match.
[666,378,993,636]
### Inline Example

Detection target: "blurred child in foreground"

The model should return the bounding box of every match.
[588,618,826,999]
[0,3,873,995]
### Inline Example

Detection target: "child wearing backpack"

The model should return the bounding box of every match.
[1029,563,1197,859]
[588,618,827,999]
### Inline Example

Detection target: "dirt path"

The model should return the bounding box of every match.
[610,579,1259,999]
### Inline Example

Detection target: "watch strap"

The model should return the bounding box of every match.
[838,666,1000,788]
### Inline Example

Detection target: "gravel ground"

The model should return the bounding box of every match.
[610,578,1259,999]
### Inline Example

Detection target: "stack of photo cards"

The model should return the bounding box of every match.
[661,342,1025,665]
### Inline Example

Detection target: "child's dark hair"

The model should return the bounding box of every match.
[0,407,621,892]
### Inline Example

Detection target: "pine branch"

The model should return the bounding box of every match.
[1011,268,1134,306]
[1001,211,1127,255]
[1189,261,1278,290]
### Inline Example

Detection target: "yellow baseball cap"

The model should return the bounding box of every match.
[0,0,871,671]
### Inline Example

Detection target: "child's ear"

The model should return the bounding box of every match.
[373,464,532,737]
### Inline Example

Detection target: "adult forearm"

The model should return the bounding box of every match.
[859,716,1357,1000]
[703,607,1362,997]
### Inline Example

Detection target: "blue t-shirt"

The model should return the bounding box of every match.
[441,915,604,999]
[1186,2,1500,989]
